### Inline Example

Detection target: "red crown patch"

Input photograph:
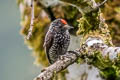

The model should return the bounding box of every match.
[60,19,67,24]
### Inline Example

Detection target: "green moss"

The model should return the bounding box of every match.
[77,10,100,35]
[86,51,120,80]
[100,67,117,80]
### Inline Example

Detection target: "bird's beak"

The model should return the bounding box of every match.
[64,24,74,30]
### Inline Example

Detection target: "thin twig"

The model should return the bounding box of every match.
[89,0,107,12]
[97,0,107,8]
[26,0,35,40]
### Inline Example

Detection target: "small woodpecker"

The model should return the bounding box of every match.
[43,18,73,64]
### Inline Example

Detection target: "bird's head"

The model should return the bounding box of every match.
[50,18,73,32]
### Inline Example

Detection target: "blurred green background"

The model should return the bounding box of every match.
[0,0,40,80]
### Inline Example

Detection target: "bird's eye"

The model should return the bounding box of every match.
[60,19,67,25]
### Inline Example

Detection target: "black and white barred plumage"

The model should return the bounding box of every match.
[43,18,72,64]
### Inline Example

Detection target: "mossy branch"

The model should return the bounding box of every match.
[34,37,120,80]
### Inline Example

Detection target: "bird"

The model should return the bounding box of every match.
[43,18,73,64]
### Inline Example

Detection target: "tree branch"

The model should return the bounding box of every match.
[34,51,79,80]
[34,37,120,80]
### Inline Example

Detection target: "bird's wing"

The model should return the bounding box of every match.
[43,31,54,64]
